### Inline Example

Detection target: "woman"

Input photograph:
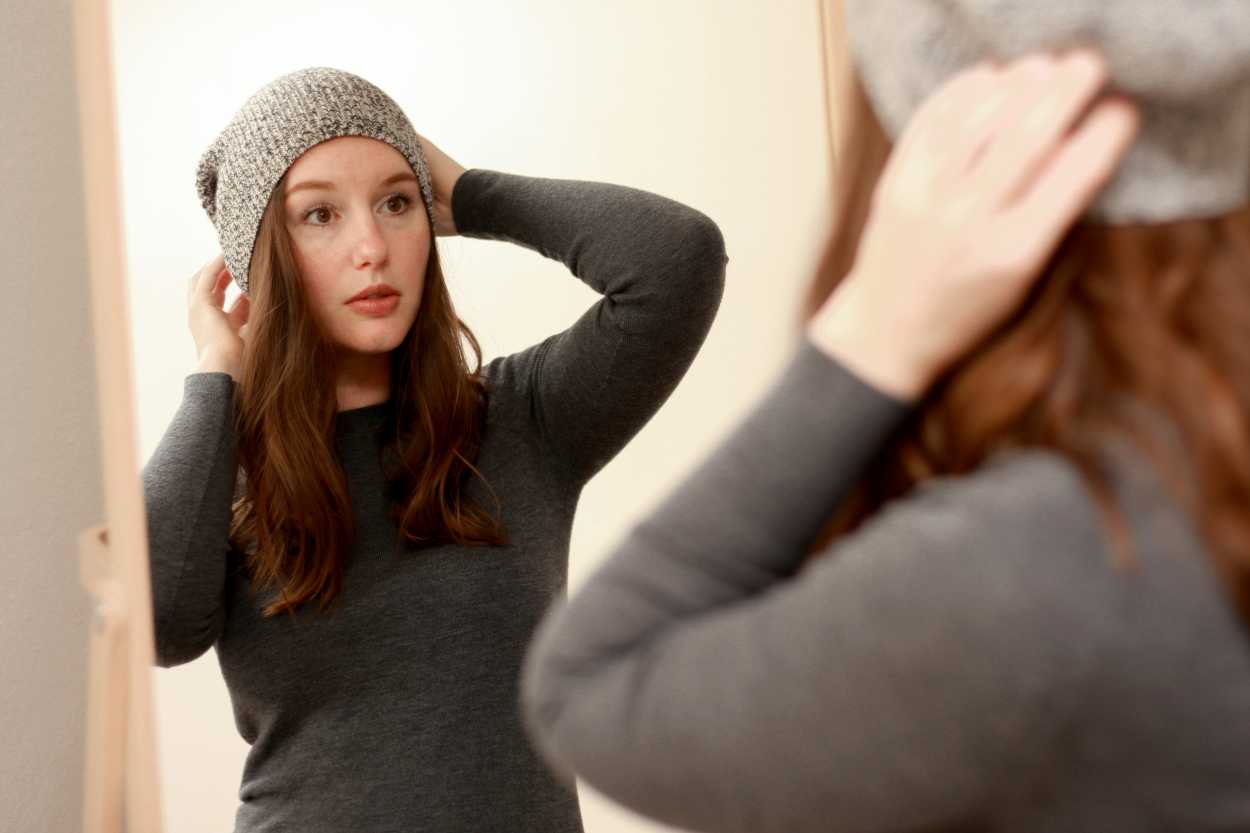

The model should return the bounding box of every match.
[141,66,725,833]
[520,5,1250,832]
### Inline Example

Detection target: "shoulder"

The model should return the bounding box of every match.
[816,445,1225,682]
[845,448,1112,582]
[808,450,1121,677]
[771,450,1123,785]
[883,445,1212,604]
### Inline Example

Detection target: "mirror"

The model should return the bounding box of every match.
[96,1,839,830]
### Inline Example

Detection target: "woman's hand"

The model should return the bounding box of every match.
[416,133,467,236]
[808,48,1140,402]
[188,252,249,378]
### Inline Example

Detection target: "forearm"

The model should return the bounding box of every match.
[451,168,727,328]
[142,372,239,665]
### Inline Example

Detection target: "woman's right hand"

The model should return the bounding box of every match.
[808,48,1140,401]
[188,252,250,377]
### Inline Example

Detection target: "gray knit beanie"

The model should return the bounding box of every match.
[843,0,1250,223]
[194,67,437,294]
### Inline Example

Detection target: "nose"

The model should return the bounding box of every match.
[351,212,388,269]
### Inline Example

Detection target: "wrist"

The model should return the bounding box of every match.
[440,166,472,236]
[805,286,934,402]
[195,347,241,381]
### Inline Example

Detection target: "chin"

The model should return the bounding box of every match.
[353,326,409,353]
[327,318,393,351]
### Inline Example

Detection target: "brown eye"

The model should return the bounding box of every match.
[304,205,333,225]
[384,194,412,213]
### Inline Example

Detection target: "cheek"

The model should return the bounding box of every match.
[397,237,431,302]
[295,266,342,323]
[401,231,432,271]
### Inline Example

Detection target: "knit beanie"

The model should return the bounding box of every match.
[194,66,437,294]
[843,0,1250,223]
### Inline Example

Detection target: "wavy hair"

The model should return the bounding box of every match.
[227,170,507,618]
[804,48,1250,622]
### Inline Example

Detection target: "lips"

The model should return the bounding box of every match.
[347,294,401,317]
[346,283,399,304]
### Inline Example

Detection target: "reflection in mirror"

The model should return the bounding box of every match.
[113,2,832,831]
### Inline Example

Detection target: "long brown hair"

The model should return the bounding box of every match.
[805,53,1250,621]
[227,171,507,618]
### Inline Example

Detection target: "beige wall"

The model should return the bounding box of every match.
[112,1,833,830]
[1,3,97,832]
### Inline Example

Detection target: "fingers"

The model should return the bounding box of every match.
[969,49,1110,206]
[1004,95,1140,264]
[918,60,1000,129]
[938,56,1057,181]
[189,253,229,307]
[416,132,453,172]
[894,61,1001,167]
[945,69,1012,175]
[189,253,220,296]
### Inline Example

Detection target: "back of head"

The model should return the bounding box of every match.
[806,0,1250,621]
[844,0,1250,224]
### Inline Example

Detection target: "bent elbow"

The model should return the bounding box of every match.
[683,211,729,296]
[659,210,728,330]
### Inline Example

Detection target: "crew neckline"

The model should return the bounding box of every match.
[334,398,393,437]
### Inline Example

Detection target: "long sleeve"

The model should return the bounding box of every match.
[520,336,1114,833]
[141,371,241,667]
[451,168,727,484]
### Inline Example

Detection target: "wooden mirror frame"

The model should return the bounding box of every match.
[72,0,163,830]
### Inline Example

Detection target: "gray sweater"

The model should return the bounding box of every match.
[521,336,1250,833]
[141,169,727,833]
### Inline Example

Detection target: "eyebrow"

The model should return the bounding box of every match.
[286,171,418,199]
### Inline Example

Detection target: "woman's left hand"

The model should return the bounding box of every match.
[417,133,467,236]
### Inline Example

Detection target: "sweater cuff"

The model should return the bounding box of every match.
[786,333,914,428]
[184,371,236,397]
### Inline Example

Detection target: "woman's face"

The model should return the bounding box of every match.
[282,135,430,359]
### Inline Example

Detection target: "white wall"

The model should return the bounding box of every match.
[111,1,833,830]
[1,3,97,832]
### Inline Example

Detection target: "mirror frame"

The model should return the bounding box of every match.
[72,0,163,830]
